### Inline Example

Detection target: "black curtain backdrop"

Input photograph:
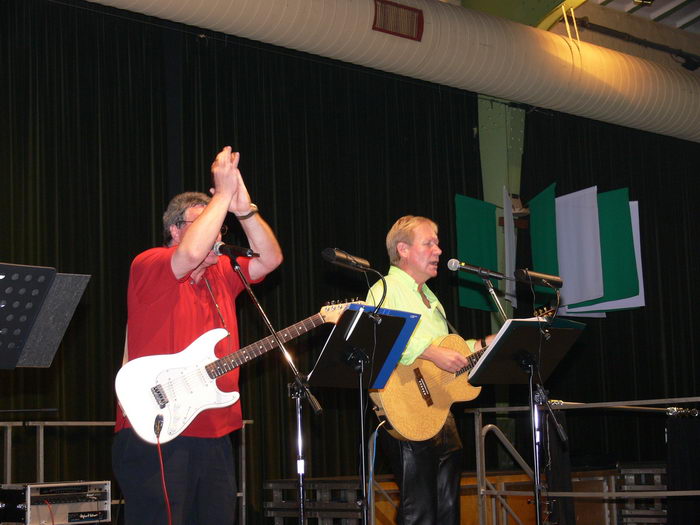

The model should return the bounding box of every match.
[1,0,488,520]
[519,110,700,468]
[2,0,700,523]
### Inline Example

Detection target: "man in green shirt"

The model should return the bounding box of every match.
[367,215,490,525]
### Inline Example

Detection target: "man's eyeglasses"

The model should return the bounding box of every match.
[176,221,228,236]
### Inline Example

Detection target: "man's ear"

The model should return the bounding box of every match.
[396,241,409,259]
[169,224,181,245]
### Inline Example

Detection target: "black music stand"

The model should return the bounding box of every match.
[469,317,585,525]
[469,317,584,387]
[307,304,419,525]
[0,263,90,369]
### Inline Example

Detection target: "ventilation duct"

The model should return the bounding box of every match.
[90,0,700,143]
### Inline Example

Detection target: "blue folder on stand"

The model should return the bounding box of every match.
[307,303,420,390]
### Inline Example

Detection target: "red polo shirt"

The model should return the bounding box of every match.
[115,246,259,438]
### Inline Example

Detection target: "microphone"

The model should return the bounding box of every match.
[513,268,563,289]
[213,241,259,258]
[322,248,371,272]
[447,258,506,281]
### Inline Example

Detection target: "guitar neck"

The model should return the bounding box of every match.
[458,346,486,377]
[206,313,325,378]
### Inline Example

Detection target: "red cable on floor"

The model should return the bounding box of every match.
[157,438,173,525]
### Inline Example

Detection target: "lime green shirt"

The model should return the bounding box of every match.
[366,266,450,365]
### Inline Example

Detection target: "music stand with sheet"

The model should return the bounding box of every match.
[0,263,90,370]
[468,316,585,525]
[307,303,419,525]
[469,317,585,386]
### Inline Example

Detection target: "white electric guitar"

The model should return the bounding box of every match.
[115,302,358,444]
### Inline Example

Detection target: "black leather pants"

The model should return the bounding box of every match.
[380,413,463,525]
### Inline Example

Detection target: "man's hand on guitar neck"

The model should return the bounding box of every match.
[419,344,469,374]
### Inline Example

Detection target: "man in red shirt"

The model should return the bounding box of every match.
[113,147,283,525]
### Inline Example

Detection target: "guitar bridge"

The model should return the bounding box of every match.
[151,384,168,409]
[413,368,433,407]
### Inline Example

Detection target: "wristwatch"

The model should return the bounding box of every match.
[236,203,259,220]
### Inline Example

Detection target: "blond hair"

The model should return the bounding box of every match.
[385,215,438,265]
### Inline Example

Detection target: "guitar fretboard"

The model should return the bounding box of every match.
[205,313,325,378]
[456,346,486,377]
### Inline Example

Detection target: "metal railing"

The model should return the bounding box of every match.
[470,396,700,525]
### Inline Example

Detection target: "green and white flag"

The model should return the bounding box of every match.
[528,185,643,317]
[566,201,644,312]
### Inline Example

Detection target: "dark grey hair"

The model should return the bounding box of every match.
[162,192,211,246]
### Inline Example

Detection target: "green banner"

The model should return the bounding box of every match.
[528,183,558,296]
[455,194,498,312]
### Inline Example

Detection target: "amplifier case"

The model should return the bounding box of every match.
[0,481,110,525]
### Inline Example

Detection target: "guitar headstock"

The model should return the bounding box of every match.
[533,304,556,319]
[319,300,367,324]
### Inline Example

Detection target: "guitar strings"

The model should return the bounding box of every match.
[153,311,327,412]
[427,347,485,388]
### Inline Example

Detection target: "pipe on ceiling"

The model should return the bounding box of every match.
[91,0,700,143]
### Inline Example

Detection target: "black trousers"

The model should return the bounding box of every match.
[380,413,463,525]
[112,428,237,525]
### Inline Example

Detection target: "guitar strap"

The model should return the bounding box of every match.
[437,309,486,351]
[118,327,129,418]
[121,326,129,365]
[436,306,461,337]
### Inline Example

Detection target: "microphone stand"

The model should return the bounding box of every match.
[480,275,508,324]
[322,257,386,525]
[228,258,322,525]
[453,257,567,525]
[476,274,551,522]
[477,272,567,525]
[357,267,386,525]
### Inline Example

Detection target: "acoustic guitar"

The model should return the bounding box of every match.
[369,334,486,441]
